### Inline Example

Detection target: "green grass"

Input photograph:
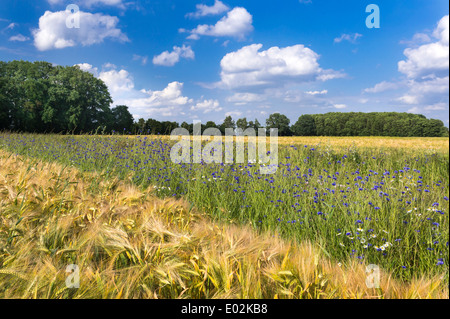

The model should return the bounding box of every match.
[0,149,447,299]
[0,132,448,284]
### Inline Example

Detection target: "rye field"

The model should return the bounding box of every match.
[0,133,448,299]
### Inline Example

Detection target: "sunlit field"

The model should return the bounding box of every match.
[0,133,448,299]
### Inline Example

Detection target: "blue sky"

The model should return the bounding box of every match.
[1,0,449,126]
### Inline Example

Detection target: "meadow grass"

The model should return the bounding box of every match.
[0,133,448,288]
[0,149,447,299]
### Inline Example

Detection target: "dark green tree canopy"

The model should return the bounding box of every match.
[292,114,316,136]
[0,60,113,133]
[219,116,236,134]
[266,113,291,136]
[307,112,447,137]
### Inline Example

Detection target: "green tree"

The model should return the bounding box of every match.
[220,116,236,134]
[292,114,317,136]
[146,118,163,135]
[266,113,291,136]
[205,121,217,129]
[236,117,249,130]
[111,105,134,133]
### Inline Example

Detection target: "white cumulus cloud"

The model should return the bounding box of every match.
[132,82,193,108]
[187,0,229,18]
[184,7,253,40]
[218,43,344,89]
[398,15,449,78]
[33,9,128,51]
[74,63,196,118]
[191,99,222,113]
[153,45,195,67]
[99,69,135,94]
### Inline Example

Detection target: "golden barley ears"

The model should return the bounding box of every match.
[0,150,447,299]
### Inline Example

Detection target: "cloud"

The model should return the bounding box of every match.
[399,32,432,45]
[132,54,148,65]
[225,111,243,118]
[424,102,447,111]
[82,0,125,8]
[218,43,344,89]
[186,0,229,18]
[190,99,222,113]
[398,15,449,78]
[75,63,134,95]
[99,69,135,94]
[333,104,347,109]
[397,95,419,105]
[46,0,63,5]
[183,7,253,40]
[114,82,194,118]
[364,81,400,93]
[227,92,265,105]
[47,0,125,8]
[33,9,129,51]
[334,33,363,44]
[134,82,192,107]
[407,106,422,114]
[316,70,346,81]
[4,23,16,30]
[9,34,30,42]
[74,63,99,76]
[395,16,449,109]
[153,45,195,67]
[305,90,328,95]
[74,63,196,118]
[407,103,448,115]
[396,76,449,105]
[363,15,448,120]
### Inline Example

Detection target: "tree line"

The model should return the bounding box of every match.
[0,60,133,134]
[0,60,448,137]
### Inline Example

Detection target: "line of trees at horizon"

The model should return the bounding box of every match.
[1,60,448,137]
